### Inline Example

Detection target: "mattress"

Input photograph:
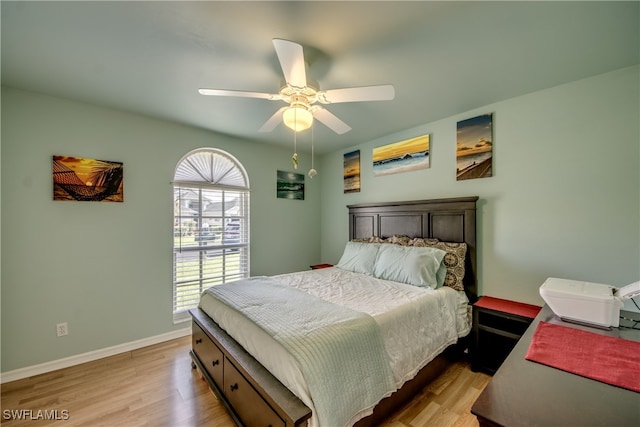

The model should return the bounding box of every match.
[198,267,471,426]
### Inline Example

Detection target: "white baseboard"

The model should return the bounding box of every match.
[0,327,191,384]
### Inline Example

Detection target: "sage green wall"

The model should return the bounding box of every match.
[2,65,638,373]
[0,87,320,372]
[319,66,640,307]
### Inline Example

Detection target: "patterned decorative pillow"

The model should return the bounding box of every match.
[408,237,440,247]
[353,235,413,245]
[350,238,369,243]
[386,234,412,246]
[419,241,467,291]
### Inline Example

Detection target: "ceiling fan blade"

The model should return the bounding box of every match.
[272,38,307,88]
[198,88,279,100]
[312,107,352,135]
[317,84,395,104]
[259,107,287,132]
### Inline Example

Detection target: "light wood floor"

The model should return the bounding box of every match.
[1,336,491,427]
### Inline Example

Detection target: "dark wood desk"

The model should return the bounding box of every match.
[471,305,640,427]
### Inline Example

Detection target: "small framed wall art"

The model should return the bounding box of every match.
[276,170,305,200]
[52,155,124,202]
[456,113,493,180]
[343,150,361,193]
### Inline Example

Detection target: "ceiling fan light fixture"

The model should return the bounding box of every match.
[198,39,394,135]
[283,105,313,132]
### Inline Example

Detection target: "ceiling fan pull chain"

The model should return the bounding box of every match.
[292,107,298,169]
[308,124,317,178]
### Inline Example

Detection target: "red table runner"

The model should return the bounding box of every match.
[525,321,640,392]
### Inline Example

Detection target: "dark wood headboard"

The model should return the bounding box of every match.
[347,196,479,302]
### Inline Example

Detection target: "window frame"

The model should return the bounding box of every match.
[172,148,250,323]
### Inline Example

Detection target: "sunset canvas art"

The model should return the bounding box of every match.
[53,155,124,202]
[373,134,430,177]
[343,150,361,193]
[456,114,493,180]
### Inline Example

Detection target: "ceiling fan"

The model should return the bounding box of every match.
[198,39,395,135]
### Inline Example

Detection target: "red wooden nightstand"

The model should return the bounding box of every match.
[310,264,333,269]
[471,296,541,374]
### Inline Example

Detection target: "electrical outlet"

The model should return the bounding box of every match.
[56,322,68,337]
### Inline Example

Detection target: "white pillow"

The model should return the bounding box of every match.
[336,242,380,275]
[373,244,446,288]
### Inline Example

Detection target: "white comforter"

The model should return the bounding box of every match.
[198,267,471,426]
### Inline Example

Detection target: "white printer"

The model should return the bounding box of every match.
[540,278,640,329]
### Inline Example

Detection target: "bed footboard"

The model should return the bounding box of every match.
[189,308,312,427]
[190,307,463,427]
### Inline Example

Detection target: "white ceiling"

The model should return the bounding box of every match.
[2,1,638,154]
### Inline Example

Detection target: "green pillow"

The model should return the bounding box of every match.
[373,244,446,288]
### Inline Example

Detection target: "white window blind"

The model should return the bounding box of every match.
[172,149,250,323]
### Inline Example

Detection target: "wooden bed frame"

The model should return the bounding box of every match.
[190,196,479,426]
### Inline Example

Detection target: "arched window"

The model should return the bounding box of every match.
[172,148,250,323]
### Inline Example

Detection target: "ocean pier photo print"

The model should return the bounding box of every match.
[456,114,493,181]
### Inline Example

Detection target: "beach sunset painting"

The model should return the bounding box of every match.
[373,134,430,177]
[456,113,493,180]
[52,155,124,202]
[343,150,361,193]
